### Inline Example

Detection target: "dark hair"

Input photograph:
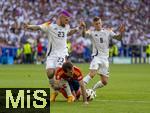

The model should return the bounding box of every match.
[62,62,73,73]
[93,16,100,22]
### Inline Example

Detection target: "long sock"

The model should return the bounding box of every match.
[92,81,104,91]
[83,74,92,84]
[60,79,72,97]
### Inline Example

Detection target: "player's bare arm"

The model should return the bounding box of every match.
[113,24,125,40]
[80,21,92,38]
[80,21,87,37]
[67,28,79,36]
[24,24,41,30]
[67,21,86,36]
[79,80,88,104]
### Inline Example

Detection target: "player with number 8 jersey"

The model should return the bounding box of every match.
[81,16,125,94]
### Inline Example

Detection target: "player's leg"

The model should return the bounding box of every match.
[55,56,73,98]
[47,68,59,102]
[47,68,58,102]
[92,75,108,90]
[83,57,99,84]
[59,79,75,102]
[59,88,68,99]
[46,57,58,101]
[60,80,80,101]
[83,69,97,84]
[46,58,56,86]
[71,80,81,100]
[92,58,109,90]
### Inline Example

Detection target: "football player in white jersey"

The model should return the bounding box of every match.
[81,16,125,91]
[25,10,82,102]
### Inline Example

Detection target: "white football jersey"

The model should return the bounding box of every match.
[86,29,116,58]
[39,22,70,57]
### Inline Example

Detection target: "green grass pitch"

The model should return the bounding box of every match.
[0,64,150,113]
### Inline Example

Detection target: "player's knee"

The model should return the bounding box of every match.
[102,80,108,86]
[89,71,96,78]
[89,74,94,78]
[47,69,55,79]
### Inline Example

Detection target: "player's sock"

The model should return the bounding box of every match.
[83,74,92,85]
[92,81,104,91]
[61,79,72,97]
[64,83,72,97]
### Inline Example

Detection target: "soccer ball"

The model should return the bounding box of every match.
[86,89,96,101]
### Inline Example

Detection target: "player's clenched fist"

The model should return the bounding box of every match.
[79,21,86,28]
[119,24,125,33]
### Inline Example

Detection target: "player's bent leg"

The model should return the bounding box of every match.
[46,68,59,90]
[46,68,55,79]
[75,88,81,100]
[46,56,56,82]
[70,80,81,100]
[89,70,97,78]
[84,57,99,85]
[60,79,72,96]
[59,79,75,102]
[59,88,75,102]
[46,68,60,102]
[92,58,109,90]
[101,75,109,85]
[47,69,58,88]
[92,75,109,91]
[59,80,80,102]
[59,88,68,99]
[83,69,97,85]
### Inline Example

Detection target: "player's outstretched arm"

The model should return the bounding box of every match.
[67,21,87,36]
[67,27,79,36]
[79,80,89,104]
[113,24,125,40]
[80,21,92,38]
[24,23,41,31]
[80,21,87,37]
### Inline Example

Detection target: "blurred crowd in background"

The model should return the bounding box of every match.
[0,0,150,64]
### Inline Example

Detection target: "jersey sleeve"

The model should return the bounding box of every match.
[109,30,116,39]
[39,21,51,32]
[74,67,83,81]
[66,24,71,33]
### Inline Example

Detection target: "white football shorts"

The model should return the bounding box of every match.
[46,55,66,69]
[89,56,109,77]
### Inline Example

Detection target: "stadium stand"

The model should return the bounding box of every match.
[0,0,150,64]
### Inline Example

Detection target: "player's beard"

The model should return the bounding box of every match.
[60,20,66,27]
[61,24,65,27]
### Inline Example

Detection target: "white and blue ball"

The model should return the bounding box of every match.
[86,89,96,101]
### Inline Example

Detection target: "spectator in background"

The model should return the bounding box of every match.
[146,44,150,63]
[37,39,43,64]
[14,45,23,64]
[23,41,32,64]
[75,41,85,62]
[0,46,2,60]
